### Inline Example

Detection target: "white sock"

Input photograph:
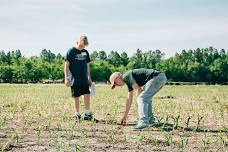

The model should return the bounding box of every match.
[75,112,80,116]
[85,110,92,115]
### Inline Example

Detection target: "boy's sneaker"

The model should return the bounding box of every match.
[74,114,81,122]
[131,123,150,131]
[84,113,99,123]
[149,117,155,124]
[131,121,150,131]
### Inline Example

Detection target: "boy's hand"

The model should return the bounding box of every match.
[88,78,92,87]
[65,79,71,87]
[117,116,126,126]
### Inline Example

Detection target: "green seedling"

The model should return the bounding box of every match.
[165,132,173,146]
[195,114,203,131]
[173,115,180,129]
[80,128,88,147]
[108,131,116,145]
[73,143,80,152]
[35,126,41,145]
[202,133,211,151]
[11,128,20,145]
[185,116,191,129]
[180,135,188,150]
[162,115,169,129]
[57,121,62,131]
[0,116,6,129]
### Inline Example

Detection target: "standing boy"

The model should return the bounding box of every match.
[109,68,166,130]
[64,35,98,122]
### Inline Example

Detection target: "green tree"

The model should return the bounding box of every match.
[90,51,98,61]
[108,51,122,67]
[40,49,56,62]
[0,66,14,82]
[127,49,144,69]
[120,52,129,66]
[0,50,7,64]
[90,60,113,82]
[98,51,107,61]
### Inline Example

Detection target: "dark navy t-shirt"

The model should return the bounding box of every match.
[65,47,90,86]
[123,68,160,92]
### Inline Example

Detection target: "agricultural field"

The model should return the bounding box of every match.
[0,84,228,151]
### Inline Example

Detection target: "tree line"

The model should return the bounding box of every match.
[0,47,227,83]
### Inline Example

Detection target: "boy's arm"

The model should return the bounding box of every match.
[120,91,133,125]
[64,61,71,87]
[87,63,92,86]
[120,83,142,125]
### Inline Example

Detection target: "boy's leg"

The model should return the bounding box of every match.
[148,100,154,124]
[74,97,80,113]
[137,95,149,125]
[71,86,80,114]
[135,73,167,128]
[83,94,91,112]
[71,86,81,121]
[73,97,81,121]
[83,94,99,122]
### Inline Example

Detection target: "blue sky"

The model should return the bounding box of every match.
[0,0,228,57]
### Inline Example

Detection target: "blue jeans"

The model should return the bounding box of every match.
[137,73,167,125]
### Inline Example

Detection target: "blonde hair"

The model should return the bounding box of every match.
[80,35,89,46]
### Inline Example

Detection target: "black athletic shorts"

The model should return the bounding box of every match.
[71,85,90,97]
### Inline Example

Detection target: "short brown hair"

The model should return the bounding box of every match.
[80,35,89,46]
